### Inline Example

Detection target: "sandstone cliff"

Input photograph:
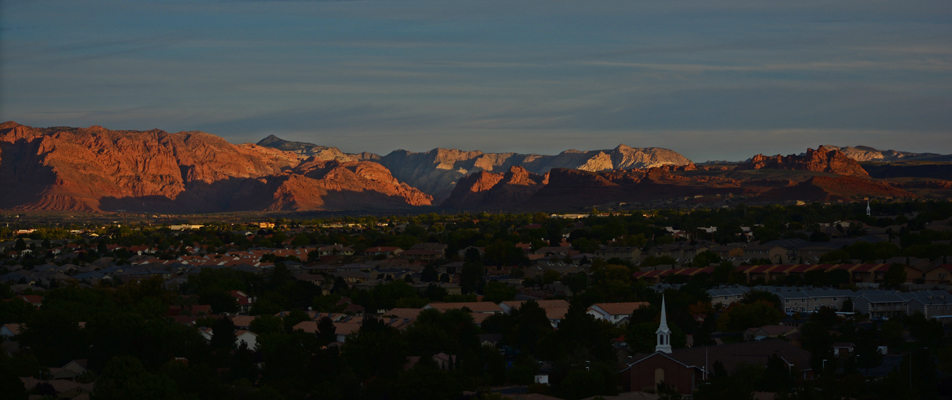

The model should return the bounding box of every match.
[0,122,430,212]
[736,146,869,177]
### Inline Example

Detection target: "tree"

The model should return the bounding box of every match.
[690,251,722,268]
[717,301,782,331]
[210,317,236,351]
[482,281,517,303]
[342,318,407,379]
[711,261,735,284]
[460,261,484,294]
[695,361,755,400]
[740,290,782,311]
[883,263,907,288]
[542,269,561,284]
[317,316,337,345]
[94,356,178,400]
[283,309,311,333]
[421,265,438,282]
[558,367,610,400]
[758,354,794,392]
[250,314,284,335]
[0,359,28,400]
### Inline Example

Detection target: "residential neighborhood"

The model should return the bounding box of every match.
[1,200,951,399]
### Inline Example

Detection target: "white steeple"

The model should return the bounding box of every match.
[656,295,672,354]
[867,200,871,216]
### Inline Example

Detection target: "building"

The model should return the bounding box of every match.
[707,287,750,307]
[852,293,908,319]
[922,265,952,285]
[500,299,571,327]
[744,325,799,341]
[230,290,253,313]
[424,302,503,314]
[595,247,642,262]
[587,302,650,325]
[621,299,812,395]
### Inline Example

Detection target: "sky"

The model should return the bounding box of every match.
[2,0,951,162]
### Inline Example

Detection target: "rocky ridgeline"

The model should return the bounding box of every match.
[257,136,694,202]
[1,123,937,213]
[737,146,870,177]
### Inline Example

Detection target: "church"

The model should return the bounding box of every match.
[620,296,813,395]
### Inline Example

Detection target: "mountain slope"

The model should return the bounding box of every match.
[0,122,430,212]
[440,166,547,210]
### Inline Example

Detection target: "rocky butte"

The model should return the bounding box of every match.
[736,146,870,177]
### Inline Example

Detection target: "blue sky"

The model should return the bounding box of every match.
[2,0,950,161]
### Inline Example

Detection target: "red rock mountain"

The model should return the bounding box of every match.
[1,124,936,213]
[440,166,547,210]
[0,122,431,212]
[737,146,869,177]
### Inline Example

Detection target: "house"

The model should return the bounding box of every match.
[500,299,570,327]
[382,308,423,321]
[229,290,253,313]
[293,273,326,286]
[922,265,952,285]
[52,359,89,380]
[499,299,570,313]
[399,243,447,261]
[363,246,404,258]
[744,244,790,264]
[236,330,258,350]
[19,377,95,399]
[318,244,354,257]
[433,352,456,370]
[424,302,503,314]
[832,342,855,356]
[587,302,650,325]
[902,291,952,318]
[852,293,908,319]
[744,325,799,341]
[774,289,853,314]
[707,287,750,307]
[1,323,22,338]
[595,247,642,262]
[709,244,747,259]
[17,295,43,308]
[230,315,257,330]
[167,304,212,317]
[398,249,444,261]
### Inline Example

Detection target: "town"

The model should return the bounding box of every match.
[1,200,951,399]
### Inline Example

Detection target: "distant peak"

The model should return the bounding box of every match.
[257,134,286,146]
